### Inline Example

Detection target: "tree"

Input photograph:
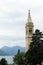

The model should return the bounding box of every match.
[25,29,43,65]
[13,51,24,65]
[0,58,8,65]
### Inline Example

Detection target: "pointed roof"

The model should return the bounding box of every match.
[26,10,34,27]
[27,10,32,23]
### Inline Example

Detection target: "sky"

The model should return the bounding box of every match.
[0,0,43,48]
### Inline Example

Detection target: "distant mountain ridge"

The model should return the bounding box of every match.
[0,46,25,56]
[0,49,8,56]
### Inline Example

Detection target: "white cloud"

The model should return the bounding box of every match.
[0,0,43,48]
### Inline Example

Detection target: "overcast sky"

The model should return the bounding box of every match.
[0,0,43,48]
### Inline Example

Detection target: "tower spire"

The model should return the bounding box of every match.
[27,10,32,23]
[28,10,30,17]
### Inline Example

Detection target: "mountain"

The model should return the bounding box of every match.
[1,46,25,56]
[0,49,8,56]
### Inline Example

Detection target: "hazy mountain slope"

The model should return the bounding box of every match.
[0,49,8,56]
[1,46,25,56]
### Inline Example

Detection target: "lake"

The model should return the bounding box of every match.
[0,56,14,64]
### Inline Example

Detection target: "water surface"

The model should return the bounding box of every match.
[0,56,13,64]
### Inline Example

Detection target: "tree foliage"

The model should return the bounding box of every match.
[13,52,24,65]
[0,58,8,65]
[25,29,43,65]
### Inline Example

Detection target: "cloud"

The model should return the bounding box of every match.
[0,0,43,48]
[0,36,25,48]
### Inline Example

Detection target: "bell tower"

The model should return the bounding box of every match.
[25,10,34,51]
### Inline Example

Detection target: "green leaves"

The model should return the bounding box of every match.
[25,29,43,65]
[13,52,24,65]
[0,58,8,65]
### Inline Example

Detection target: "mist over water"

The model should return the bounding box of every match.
[0,56,13,64]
